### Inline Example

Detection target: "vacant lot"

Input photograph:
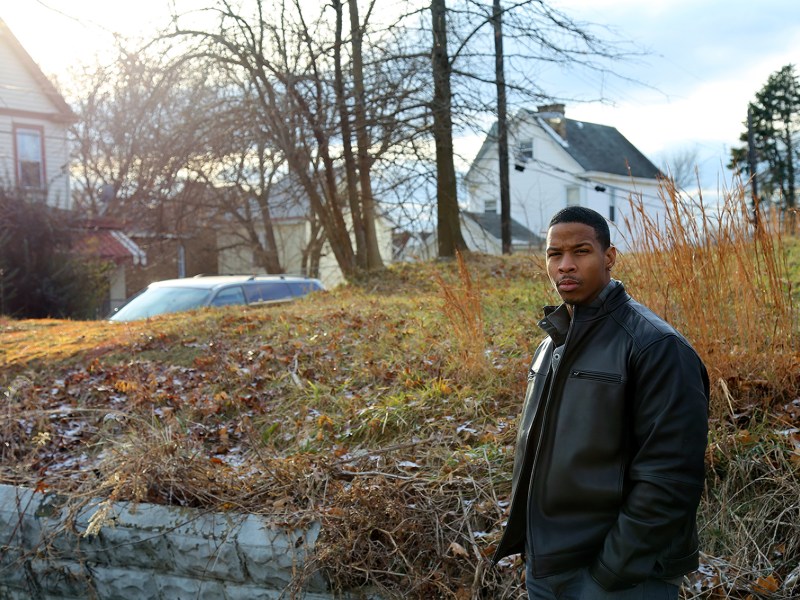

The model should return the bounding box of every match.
[2,212,799,598]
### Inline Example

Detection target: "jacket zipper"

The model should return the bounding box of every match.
[570,370,622,384]
[524,306,576,570]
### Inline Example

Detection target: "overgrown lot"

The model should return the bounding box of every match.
[2,190,799,599]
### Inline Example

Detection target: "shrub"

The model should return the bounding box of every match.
[0,189,110,319]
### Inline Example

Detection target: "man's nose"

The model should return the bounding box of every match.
[559,255,576,271]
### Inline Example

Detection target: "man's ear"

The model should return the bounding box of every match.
[606,245,617,271]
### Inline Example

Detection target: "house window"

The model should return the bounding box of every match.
[518,139,533,160]
[485,196,497,213]
[566,185,580,207]
[14,125,45,189]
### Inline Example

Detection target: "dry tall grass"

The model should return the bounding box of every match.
[435,250,489,377]
[620,179,800,598]
[619,179,798,415]
[3,189,799,598]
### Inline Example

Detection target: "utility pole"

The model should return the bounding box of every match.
[493,0,511,254]
[747,103,760,228]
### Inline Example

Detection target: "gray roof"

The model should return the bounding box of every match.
[469,109,661,180]
[555,117,661,179]
[463,211,543,245]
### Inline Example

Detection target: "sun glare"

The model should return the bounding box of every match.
[3,1,174,82]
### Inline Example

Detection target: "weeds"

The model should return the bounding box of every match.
[435,250,490,379]
[620,179,800,599]
[620,179,798,412]
[1,183,799,597]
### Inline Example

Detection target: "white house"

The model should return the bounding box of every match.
[0,18,74,208]
[464,104,664,249]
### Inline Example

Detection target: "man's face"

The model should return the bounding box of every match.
[546,222,616,307]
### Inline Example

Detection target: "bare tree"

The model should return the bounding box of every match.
[417,0,639,256]
[659,146,700,191]
[68,50,217,234]
[69,46,309,275]
[333,0,367,269]
[348,0,384,271]
[492,0,511,254]
[68,0,640,274]
[431,0,468,257]
[166,0,408,280]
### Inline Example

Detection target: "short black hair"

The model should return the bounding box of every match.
[548,206,611,250]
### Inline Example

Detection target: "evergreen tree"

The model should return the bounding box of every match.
[730,64,800,214]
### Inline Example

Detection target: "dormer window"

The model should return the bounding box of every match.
[14,125,45,190]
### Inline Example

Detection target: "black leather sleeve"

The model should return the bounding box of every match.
[589,335,709,590]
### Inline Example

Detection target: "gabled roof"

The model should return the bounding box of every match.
[523,109,660,179]
[469,107,661,180]
[463,211,543,246]
[0,18,76,123]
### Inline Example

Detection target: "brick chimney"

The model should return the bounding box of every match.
[537,103,566,139]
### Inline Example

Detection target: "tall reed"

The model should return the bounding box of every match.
[619,178,797,412]
[435,250,488,377]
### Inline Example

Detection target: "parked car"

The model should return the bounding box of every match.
[108,275,324,322]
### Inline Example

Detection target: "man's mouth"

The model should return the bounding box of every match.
[557,278,579,291]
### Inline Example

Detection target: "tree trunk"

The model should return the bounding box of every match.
[784,126,796,231]
[333,0,367,270]
[349,0,385,271]
[280,82,358,279]
[253,196,282,273]
[254,145,283,273]
[493,0,511,254]
[430,0,467,258]
[301,217,326,279]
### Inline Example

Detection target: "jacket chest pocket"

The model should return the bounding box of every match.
[569,369,623,384]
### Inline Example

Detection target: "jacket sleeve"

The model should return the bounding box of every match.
[589,335,709,590]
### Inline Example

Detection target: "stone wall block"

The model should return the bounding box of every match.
[90,566,161,600]
[0,556,33,591]
[222,584,283,600]
[168,532,247,582]
[0,584,87,600]
[153,572,227,599]
[236,516,325,591]
[223,585,335,600]
[0,484,384,599]
[0,488,43,550]
[40,517,107,563]
[88,524,174,571]
[26,558,94,598]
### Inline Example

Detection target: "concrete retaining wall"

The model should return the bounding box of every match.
[0,484,378,599]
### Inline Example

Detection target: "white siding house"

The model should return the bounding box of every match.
[0,19,74,209]
[464,104,664,250]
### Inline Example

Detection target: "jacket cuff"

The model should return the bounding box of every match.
[589,560,637,591]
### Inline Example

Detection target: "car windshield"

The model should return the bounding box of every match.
[109,286,212,321]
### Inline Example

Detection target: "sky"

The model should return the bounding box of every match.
[550,0,800,192]
[3,0,800,194]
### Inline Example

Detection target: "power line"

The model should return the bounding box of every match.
[521,159,665,210]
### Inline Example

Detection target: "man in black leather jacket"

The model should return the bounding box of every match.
[494,207,709,599]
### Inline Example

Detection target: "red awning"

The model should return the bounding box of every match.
[75,228,147,266]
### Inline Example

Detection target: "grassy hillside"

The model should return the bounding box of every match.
[2,201,799,598]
